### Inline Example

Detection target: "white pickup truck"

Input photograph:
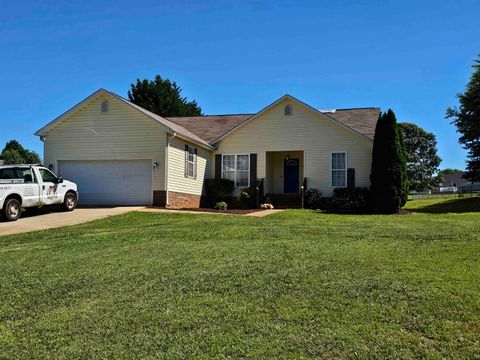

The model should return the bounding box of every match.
[0,165,78,221]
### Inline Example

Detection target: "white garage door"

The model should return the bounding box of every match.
[58,160,153,206]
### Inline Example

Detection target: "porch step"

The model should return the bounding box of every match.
[266,193,302,209]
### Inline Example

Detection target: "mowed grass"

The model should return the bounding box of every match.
[0,198,479,358]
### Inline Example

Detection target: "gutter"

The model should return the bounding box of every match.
[174,133,215,151]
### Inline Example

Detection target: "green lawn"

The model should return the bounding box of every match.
[1,198,479,358]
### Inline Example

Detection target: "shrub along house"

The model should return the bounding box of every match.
[35,89,379,208]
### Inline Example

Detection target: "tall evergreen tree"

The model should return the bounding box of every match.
[370,109,409,213]
[0,149,23,164]
[0,140,41,165]
[128,75,202,117]
[447,55,480,181]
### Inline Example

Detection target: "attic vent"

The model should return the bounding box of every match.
[101,101,108,113]
[284,104,292,116]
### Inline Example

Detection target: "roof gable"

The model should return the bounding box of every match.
[212,95,378,144]
[35,89,214,150]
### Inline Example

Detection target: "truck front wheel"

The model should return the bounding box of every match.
[3,198,22,221]
[63,192,77,212]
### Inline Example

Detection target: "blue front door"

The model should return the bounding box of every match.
[283,158,299,193]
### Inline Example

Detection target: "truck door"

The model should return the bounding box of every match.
[18,167,41,207]
[37,168,64,205]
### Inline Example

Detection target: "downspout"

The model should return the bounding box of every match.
[40,135,46,166]
[165,132,177,207]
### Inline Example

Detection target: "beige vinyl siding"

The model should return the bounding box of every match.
[214,98,373,197]
[167,136,210,196]
[44,93,166,191]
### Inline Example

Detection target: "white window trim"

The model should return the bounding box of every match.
[221,154,250,188]
[186,145,197,179]
[330,151,348,188]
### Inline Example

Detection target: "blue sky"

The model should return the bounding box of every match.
[1,0,478,169]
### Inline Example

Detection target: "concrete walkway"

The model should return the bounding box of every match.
[140,208,232,215]
[243,209,285,217]
[140,208,285,217]
[0,207,144,237]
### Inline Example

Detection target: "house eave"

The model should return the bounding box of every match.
[34,88,215,151]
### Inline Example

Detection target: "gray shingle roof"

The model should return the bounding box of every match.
[168,107,379,144]
[167,114,254,143]
[327,108,379,140]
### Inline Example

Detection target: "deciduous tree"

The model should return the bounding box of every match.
[399,122,442,191]
[447,55,480,181]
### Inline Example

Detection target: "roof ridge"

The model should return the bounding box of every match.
[168,113,254,118]
[334,107,380,111]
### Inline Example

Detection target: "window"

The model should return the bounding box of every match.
[18,168,35,183]
[39,168,57,183]
[0,168,18,180]
[222,154,249,187]
[284,104,292,116]
[0,167,35,183]
[101,100,108,113]
[331,152,347,187]
[185,145,197,178]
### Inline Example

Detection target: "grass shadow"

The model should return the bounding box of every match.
[408,197,480,214]
[0,206,62,222]
[318,209,410,216]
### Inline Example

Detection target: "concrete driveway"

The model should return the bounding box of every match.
[0,207,144,237]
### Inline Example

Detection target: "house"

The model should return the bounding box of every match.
[35,89,379,208]
[439,171,480,193]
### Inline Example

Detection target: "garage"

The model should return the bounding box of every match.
[58,160,153,206]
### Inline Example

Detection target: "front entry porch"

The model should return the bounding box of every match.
[265,151,305,208]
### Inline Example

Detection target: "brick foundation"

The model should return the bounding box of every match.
[167,191,201,209]
[153,190,201,208]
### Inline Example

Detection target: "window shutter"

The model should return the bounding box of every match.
[215,154,222,180]
[250,153,257,187]
[185,144,189,177]
[347,168,355,188]
[194,148,198,179]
